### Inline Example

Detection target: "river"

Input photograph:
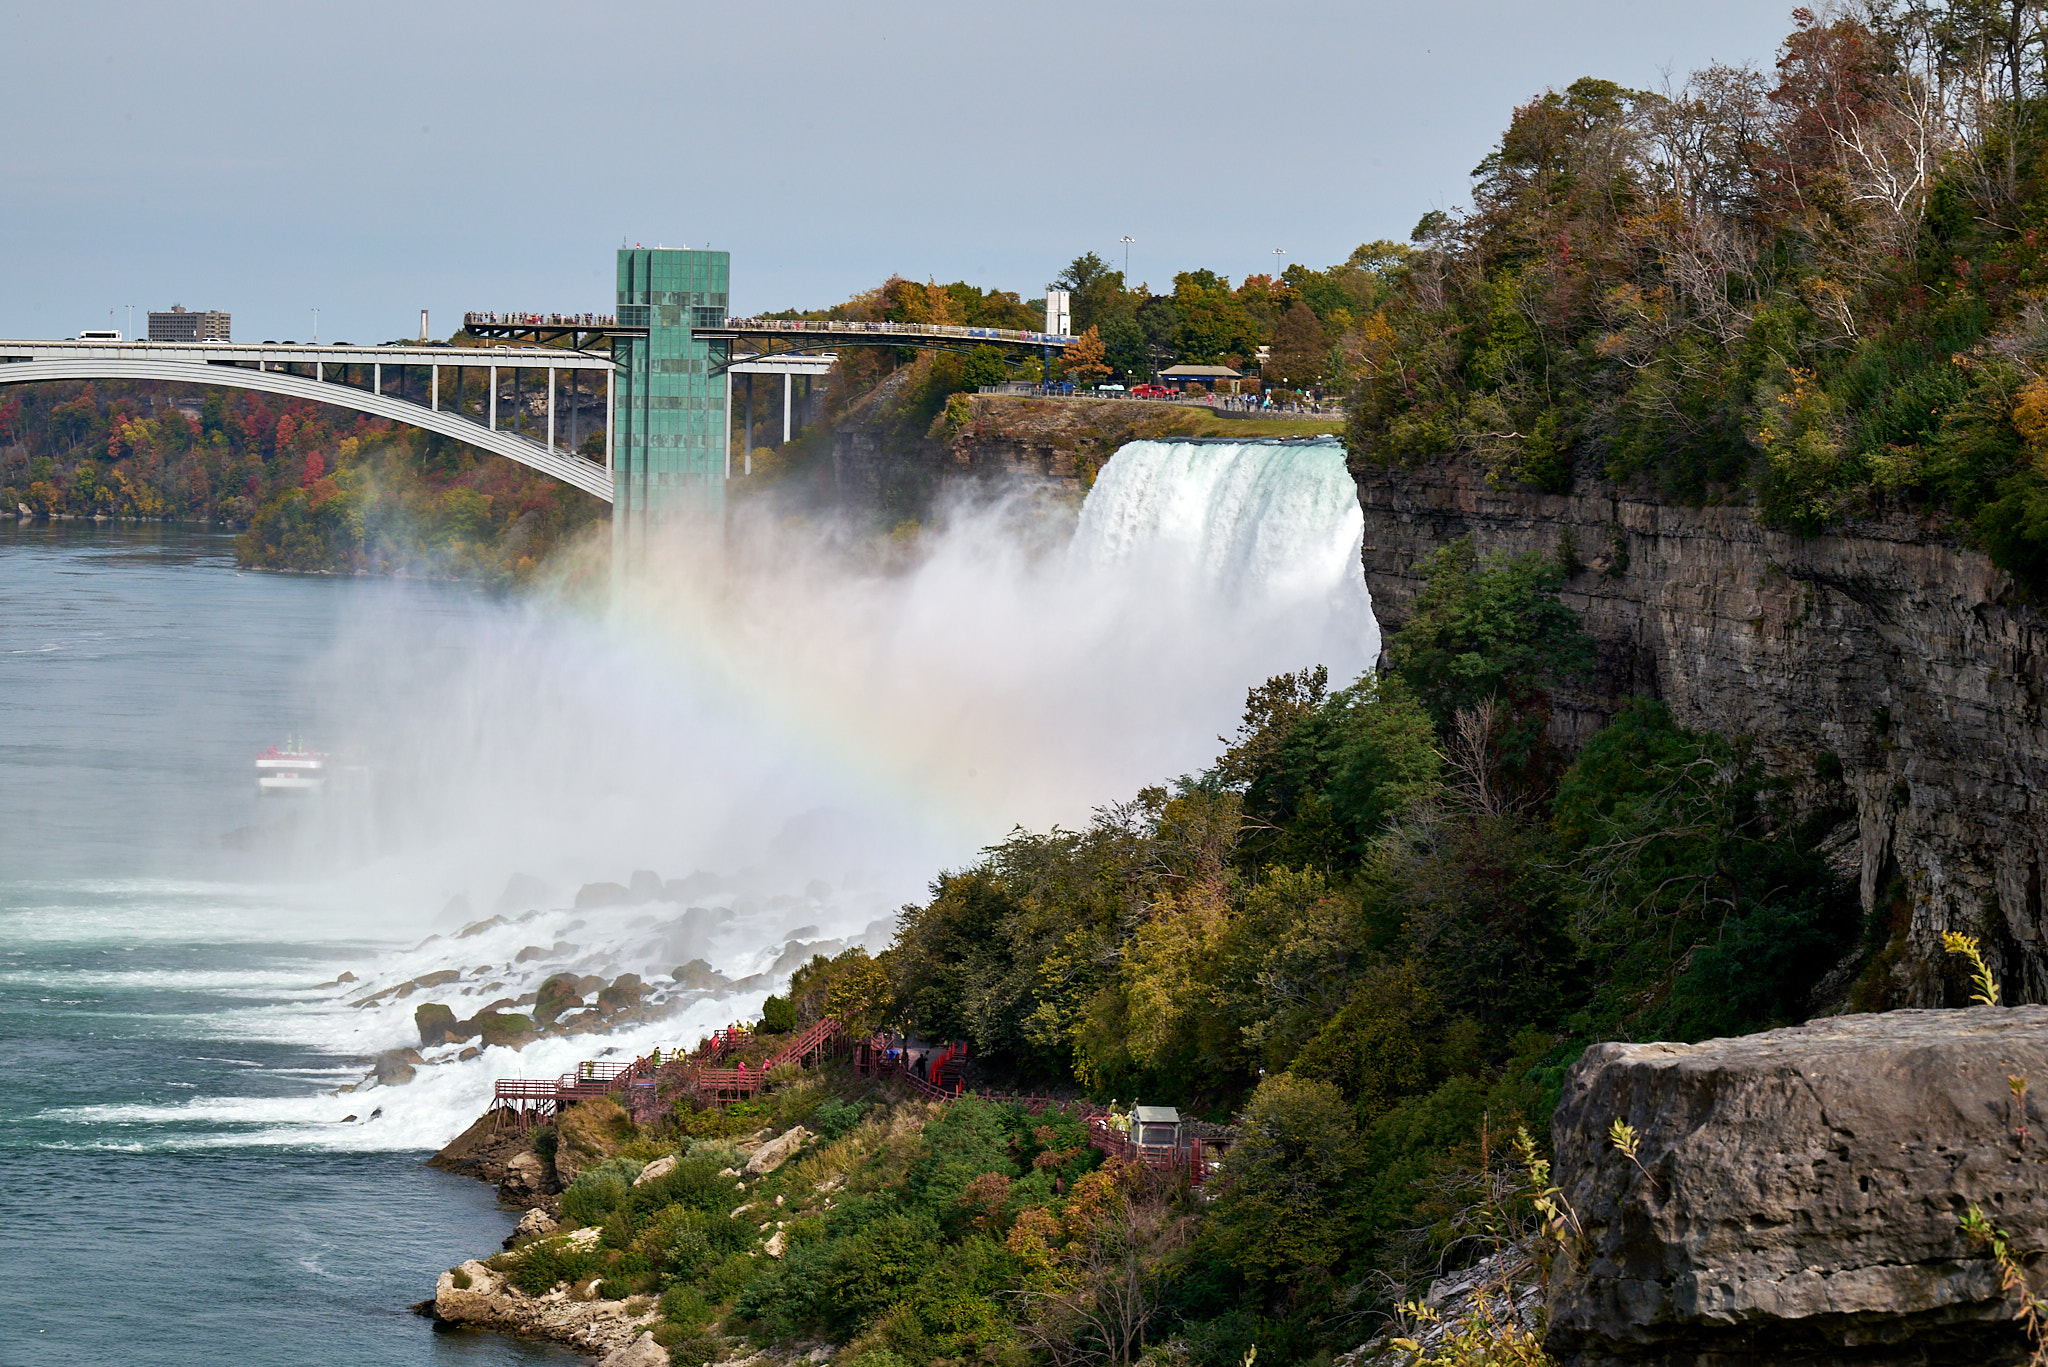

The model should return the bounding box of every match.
[0,523,581,1365]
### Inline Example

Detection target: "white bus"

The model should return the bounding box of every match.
[76,329,121,342]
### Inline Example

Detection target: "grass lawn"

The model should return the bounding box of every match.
[1178,412,1344,438]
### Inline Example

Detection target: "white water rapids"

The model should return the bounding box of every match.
[11,437,1378,1154]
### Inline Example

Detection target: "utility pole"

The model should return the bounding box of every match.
[312,308,320,345]
[1121,235,1134,280]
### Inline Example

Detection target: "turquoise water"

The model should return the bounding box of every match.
[0,524,579,1366]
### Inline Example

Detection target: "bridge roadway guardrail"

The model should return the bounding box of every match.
[713,318,1076,347]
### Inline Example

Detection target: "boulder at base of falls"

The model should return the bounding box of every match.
[494,872,552,915]
[534,972,584,1024]
[575,882,630,910]
[416,1002,475,1047]
[471,1009,536,1049]
[627,870,663,903]
[1546,1006,2048,1366]
[597,975,645,1016]
[372,1047,423,1087]
[671,960,727,990]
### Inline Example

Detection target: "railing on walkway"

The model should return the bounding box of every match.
[466,311,618,328]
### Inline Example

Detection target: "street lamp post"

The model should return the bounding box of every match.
[1273,247,1286,280]
[1121,235,1134,279]
[312,309,320,345]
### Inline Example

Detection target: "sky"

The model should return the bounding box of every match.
[3,0,1804,344]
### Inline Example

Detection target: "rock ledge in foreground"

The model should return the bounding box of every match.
[1548,1006,2048,1366]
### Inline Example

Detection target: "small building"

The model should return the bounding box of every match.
[147,305,231,343]
[1128,1104,1182,1152]
[1157,363,1243,392]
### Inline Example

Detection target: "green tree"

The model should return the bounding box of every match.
[1210,1073,1364,1290]
[1264,301,1327,389]
[1383,536,1594,740]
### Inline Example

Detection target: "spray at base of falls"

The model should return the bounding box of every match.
[15,437,1377,1156]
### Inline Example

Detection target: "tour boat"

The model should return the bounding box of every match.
[255,738,327,796]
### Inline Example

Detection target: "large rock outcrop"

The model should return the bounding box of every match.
[433,1257,656,1356]
[1350,454,2048,1004]
[1546,1007,2048,1365]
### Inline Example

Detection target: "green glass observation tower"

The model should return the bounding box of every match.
[612,247,729,550]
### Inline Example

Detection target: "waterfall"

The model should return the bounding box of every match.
[1069,436,1379,685]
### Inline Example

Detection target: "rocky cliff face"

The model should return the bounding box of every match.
[1350,455,2048,1007]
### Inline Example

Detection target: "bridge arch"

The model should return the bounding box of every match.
[0,357,614,503]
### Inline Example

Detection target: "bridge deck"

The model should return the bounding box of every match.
[0,340,611,369]
[699,318,1075,349]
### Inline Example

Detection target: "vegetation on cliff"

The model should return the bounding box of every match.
[1341,2,2048,595]
[569,538,1862,1365]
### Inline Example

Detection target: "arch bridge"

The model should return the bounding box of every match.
[0,340,617,502]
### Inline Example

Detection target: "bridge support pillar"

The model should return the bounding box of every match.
[547,367,555,452]
[430,364,438,411]
[489,365,497,431]
[783,372,792,444]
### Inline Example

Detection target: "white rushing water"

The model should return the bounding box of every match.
[12,437,1378,1155]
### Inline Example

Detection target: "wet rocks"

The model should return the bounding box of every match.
[372,1047,423,1087]
[597,974,645,1015]
[672,960,727,990]
[456,914,509,939]
[494,872,552,915]
[534,972,584,1024]
[575,882,631,909]
[415,1002,472,1047]
[473,1009,536,1049]
[1545,1007,2048,1365]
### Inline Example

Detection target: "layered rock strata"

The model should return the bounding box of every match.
[1545,1007,2048,1365]
[1350,454,2048,1004]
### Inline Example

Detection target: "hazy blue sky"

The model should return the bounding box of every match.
[4,0,1803,343]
